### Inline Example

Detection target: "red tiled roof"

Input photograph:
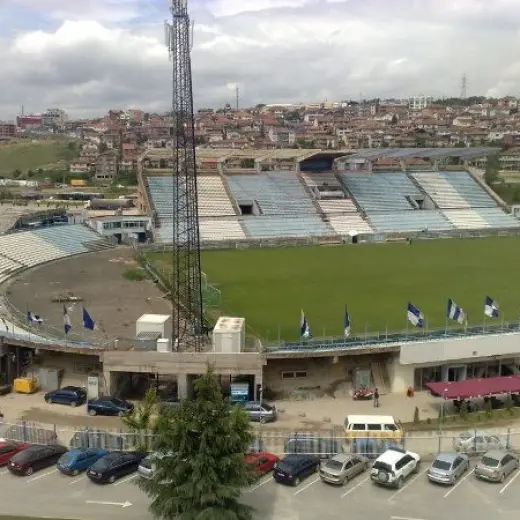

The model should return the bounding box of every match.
[425,375,520,400]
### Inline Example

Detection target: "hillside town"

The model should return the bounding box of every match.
[2,96,520,184]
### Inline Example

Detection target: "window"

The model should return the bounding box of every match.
[367,424,381,431]
[281,371,307,380]
[351,424,365,431]
[384,424,398,431]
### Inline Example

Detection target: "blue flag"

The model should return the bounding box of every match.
[300,310,312,339]
[83,308,95,330]
[407,302,424,328]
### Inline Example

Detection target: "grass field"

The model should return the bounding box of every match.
[146,236,520,341]
[0,139,78,175]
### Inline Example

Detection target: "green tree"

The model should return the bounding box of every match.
[484,153,500,186]
[141,366,254,520]
[121,387,158,451]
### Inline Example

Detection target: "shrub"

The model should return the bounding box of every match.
[123,268,146,282]
[459,401,469,420]
[484,398,493,418]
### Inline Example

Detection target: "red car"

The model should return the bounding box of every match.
[0,440,29,466]
[246,452,280,476]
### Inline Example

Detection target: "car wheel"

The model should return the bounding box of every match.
[118,411,125,417]
[259,417,266,424]
[377,471,389,484]
[46,397,53,404]
[88,409,97,416]
[70,401,78,407]
[395,477,404,489]
[500,473,506,483]
[293,477,300,486]
[25,466,34,476]
[72,469,79,476]
[109,475,116,484]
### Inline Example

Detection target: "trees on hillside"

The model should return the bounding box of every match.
[140,367,255,520]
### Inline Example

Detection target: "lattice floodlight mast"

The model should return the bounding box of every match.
[165,0,203,351]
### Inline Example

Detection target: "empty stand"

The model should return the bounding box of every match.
[340,173,421,212]
[412,171,497,209]
[317,199,358,213]
[367,210,454,233]
[473,208,520,228]
[226,172,318,215]
[199,219,246,241]
[242,216,332,239]
[327,214,373,235]
[147,177,176,221]
[442,210,490,229]
[196,176,236,217]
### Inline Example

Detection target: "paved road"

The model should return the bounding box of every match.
[2,459,520,520]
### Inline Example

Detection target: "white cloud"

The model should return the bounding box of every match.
[1,0,520,118]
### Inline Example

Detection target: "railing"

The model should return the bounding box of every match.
[2,420,520,459]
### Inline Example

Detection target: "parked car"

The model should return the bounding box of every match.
[87,397,134,417]
[87,451,147,484]
[273,454,320,486]
[246,452,280,476]
[44,386,87,407]
[319,453,368,485]
[243,402,277,423]
[57,448,108,476]
[370,447,421,489]
[453,431,508,453]
[69,429,125,451]
[0,440,29,466]
[475,450,519,483]
[8,444,68,476]
[427,452,469,485]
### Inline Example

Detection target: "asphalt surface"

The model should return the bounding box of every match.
[2,459,520,520]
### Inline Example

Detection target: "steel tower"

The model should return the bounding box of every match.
[165,0,203,351]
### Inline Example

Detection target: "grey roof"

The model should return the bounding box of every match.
[433,452,461,463]
[340,147,500,162]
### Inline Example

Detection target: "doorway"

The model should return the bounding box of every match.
[446,365,467,382]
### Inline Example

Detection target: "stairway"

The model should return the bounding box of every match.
[219,173,241,215]
[296,172,335,234]
[371,362,390,395]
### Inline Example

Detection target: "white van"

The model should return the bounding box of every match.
[345,415,403,441]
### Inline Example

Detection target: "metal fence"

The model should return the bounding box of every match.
[2,420,520,460]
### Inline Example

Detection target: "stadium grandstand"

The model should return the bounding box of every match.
[137,147,519,245]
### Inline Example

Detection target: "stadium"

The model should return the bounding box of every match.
[0,146,520,406]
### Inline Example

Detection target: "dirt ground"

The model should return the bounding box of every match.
[5,247,170,343]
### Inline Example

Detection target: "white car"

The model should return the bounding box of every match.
[370,447,421,488]
[453,431,507,453]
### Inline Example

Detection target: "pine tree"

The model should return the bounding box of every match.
[140,366,255,520]
[121,386,158,452]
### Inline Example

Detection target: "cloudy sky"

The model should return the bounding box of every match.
[1,0,520,120]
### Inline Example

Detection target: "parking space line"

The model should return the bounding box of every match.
[341,476,370,498]
[114,473,138,487]
[388,466,429,502]
[499,469,520,494]
[444,468,475,498]
[294,476,320,496]
[27,469,58,483]
[247,475,272,492]
[69,475,87,485]
[0,469,8,475]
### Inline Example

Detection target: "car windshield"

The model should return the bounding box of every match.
[59,453,75,465]
[481,456,500,467]
[276,461,294,473]
[432,459,452,471]
[109,398,124,406]
[325,460,344,470]
[372,461,392,472]
[94,456,114,470]
[261,403,273,411]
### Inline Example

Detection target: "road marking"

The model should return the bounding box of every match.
[388,466,429,502]
[247,475,272,492]
[27,469,58,483]
[293,475,320,496]
[444,468,475,498]
[499,468,520,494]
[85,500,132,508]
[341,476,370,498]
[114,473,138,486]
[69,475,87,485]
[0,469,8,475]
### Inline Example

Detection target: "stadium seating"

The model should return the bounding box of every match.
[199,219,246,241]
[226,172,317,215]
[300,172,343,189]
[339,173,421,212]
[318,199,358,213]
[195,176,237,217]
[473,208,520,228]
[147,177,175,220]
[327,214,373,235]
[411,171,497,209]
[367,210,454,233]
[242,216,332,239]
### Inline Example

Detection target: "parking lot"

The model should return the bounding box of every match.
[2,458,520,520]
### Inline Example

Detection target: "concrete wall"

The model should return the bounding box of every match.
[399,331,520,365]
[34,351,102,385]
[387,354,415,394]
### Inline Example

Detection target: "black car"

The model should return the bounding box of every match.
[273,454,320,486]
[87,451,147,484]
[44,386,87,407]
[8,444,68,476]
[87,396,134,417]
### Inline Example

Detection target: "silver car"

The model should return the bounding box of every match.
[137,454,154,479]
[475,450,519,483]
[427,452,469,485]
[319,454,368,485]
[453,430,507,453]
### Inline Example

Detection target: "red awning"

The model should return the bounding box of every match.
[425,375,520,400]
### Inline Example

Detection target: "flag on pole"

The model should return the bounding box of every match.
[447,299,466,324]
[27,311,43,324]
[82,308,95,330]
[63,304,72,334]
[343,306,351,337]
[407,302,424,328]
[300,310,312,339]
[484,296,499,318]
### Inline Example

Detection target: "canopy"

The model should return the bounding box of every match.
[425,375,520,400]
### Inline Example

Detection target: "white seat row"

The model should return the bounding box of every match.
[442,210,490,229]
[412,172,471,209]
[199,219,246,240]
[197,176,236,217]
[327,214,373,235]
[318,199,358,214]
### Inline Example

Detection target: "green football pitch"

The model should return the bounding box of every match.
[146,236,520,341]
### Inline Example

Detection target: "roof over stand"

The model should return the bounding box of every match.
[425,375,520,400]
